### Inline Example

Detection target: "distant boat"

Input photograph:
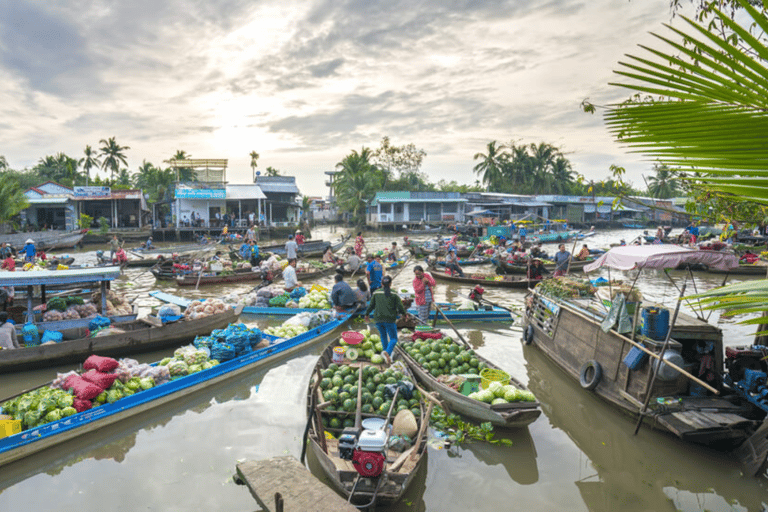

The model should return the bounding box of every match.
[622,222,646,229]
[2,230,87,250]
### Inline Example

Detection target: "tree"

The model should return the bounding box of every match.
[34,153,81,187]
[335,147,385,225]
[264,166,281,177]
[550,157,576,195]
[115,168,133,188]
[99,137,130,183]
[170,150,195,182]
[80,145,101,186]
[372,136,427,185]
[0,178,29,227]
[645,164,680,199]
[436,180,484,193]
[473,141,507,192]
[249,151,259,181]
[135,160,174,203]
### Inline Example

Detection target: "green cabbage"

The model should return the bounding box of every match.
[139,377,155,390]
[44,409,63,423]
[61,406,77,417]
[106,390,122,404]
[491,398,508,405]
[57,394,74,408]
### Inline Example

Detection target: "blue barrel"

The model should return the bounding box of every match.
[642,307,670,341]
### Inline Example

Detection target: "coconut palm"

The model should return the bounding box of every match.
[599,0,768,321]
[550,157,575,195]
[0,178,28,226]
[250,151,259,181]
[135,160,174,203]
[99,137,130,183]
[169,150,196,182]
[80,145,101,186]
[335,147,384,224]
[646,164,680,199]
[473,141,507,192]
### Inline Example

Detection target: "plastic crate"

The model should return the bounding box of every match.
[623,343,647,370]
[0,419,21,439]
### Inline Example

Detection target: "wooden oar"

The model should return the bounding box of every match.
[432,302,471,349]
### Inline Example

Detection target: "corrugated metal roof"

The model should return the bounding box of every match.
[26,197,70,204]
[258,182,300,194]
[226,184,267,200]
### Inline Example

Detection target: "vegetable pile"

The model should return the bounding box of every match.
[183,298,228,320]
[90,290,134,316]
[297,289,331,309]
[535,276,596,298]
[467,381,536,404]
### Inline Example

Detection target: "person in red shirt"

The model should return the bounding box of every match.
[295,231,306,245]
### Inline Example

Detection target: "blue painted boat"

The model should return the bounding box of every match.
[0,313,352,467]
[435,257,490,267]
[148,291,513,322]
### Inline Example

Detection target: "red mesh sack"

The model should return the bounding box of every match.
[411,331,443,341]
[63,375,103,400]
[73,398,92,412]
[81,370,118,390]
[82,355,119,373]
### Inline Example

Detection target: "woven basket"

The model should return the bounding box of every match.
[480,368,510,389]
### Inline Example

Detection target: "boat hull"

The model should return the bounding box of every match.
[429,267,535,289]
[3,230,86,250]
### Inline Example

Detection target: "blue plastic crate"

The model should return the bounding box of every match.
[623,343,647,370]
[743,369,767,393]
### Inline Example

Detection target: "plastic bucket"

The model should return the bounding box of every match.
[332,346,346,363]
[642,307,670,341]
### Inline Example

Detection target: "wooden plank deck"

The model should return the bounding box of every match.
[236,455,357,512]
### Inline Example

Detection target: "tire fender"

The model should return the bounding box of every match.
[523,324,534,345]
[579,360,602,391]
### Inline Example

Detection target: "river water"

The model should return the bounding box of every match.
[1,227,766,511]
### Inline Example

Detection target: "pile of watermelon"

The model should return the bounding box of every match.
[401,336,487,378]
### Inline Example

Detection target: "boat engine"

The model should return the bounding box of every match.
[351,429,388,478]
[725,345,768,382]
[338,427,361,461]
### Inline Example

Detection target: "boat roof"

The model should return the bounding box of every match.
[583,245,739,272]
[0,266,123,286]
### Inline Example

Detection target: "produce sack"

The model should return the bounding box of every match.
[211,342,236,362]
[81,370,119,390]
[158,304,181,318]
[88,316,111,332]
[73,398,92,412]
[289,287,307,299]
[41,330,63,343]
[83,355,120,372]
[22,323,41,347]
[63,375,103,400]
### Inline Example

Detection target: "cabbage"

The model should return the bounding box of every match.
[504,388,520,402]
[95,391,108,404]
[57,394,74,408]
[370,334,381,343]
[371,354,384,364]
[188,364,203,374]
[519,390,536,402]
[44,409,63,423]
[106,390,122,403]
[61,406,77,417]
[487,381,504,397]
[139,377,155,390]
[126,378,141,391]
[159,357,172,366]
[478,389,495,403]
[491,398,507,405]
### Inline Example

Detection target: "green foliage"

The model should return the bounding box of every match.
[80,145,101,186]
[78,213,93,230]
[429,405,512,446]
[34,153,82,186]
[646,164,681,199]
[99,137,130,182]
[335,147,386,225]
[264,166,281,176]
[98,216,110,234]
[437,180,485,193]
[0,178,29,225]
[135,161,174,203]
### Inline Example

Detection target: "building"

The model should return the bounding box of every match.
[255,176,302,226]
[367,192,467,228]
[21,182,77,231]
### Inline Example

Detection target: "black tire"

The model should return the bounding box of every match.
[579,360,602,391]
[522,324,534,345]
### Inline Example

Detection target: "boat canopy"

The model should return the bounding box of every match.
[583,245,739,272]
[0,266,122,287]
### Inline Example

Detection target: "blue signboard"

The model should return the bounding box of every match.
[175,188,226,199]
[74,186,111,198]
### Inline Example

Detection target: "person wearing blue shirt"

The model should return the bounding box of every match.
[146,236,154,250]
[518,225,527,244]
[365,254,383,292]
[22,239,35,263]
[249,240,260,266]
[239,241,250,260]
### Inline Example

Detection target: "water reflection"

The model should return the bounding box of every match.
[464,428,539,485]
[523,344,768,511]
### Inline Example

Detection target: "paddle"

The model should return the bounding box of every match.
[432,302,472,349]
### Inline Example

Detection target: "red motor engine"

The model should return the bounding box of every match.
[352,450,386,478]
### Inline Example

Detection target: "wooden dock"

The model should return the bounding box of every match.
[235,456,357,512]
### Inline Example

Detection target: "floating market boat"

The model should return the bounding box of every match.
[394,332,541,428]
[338,256,410,276]
[434,256,490,267]
[305,337,432,507]
[428,266,536,289]
[149,289,513,323]
[0,311,353,468]
[522,245,761,448]
[493,257,593,275]
[701,262,768,276]
[2,230,87,251]
[259,236,350,259]
[176,263,336,287]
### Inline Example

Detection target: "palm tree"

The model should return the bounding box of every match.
[34,153,81,186]
[335,148,384,224]
[0,178,29,226]
[645,164,680,199]
[249,151,259,181]
[473,141,507,192]
[550,157,575,195]
[135,160,174,203]
[80,145,101,186]
[99,137,130,183]
[116,168,133,187]
[170,150,195,182]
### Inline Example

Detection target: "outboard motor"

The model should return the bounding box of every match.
[352,429,388,478]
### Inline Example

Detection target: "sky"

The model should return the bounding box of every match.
[0,0,697,196]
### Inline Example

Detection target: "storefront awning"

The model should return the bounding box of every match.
[226,185,267,200]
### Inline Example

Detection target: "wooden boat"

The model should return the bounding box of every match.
[435,257,490,267]
[406,226,442,235]
[148,291,514,322]
[428,266,536,289]
[13,257,76,268]
[493,257,592,275]
[306,339,431,507]
[622,222,646,229]
[394,337,541,428]
[527,230,579,244]
[0,311,352,468]
[702,262,768,275]
[259,236,350,259]
[0,306,239,373]
[149,258,197,281]
[175,263,336,287]
[523,246,759,448]
[2,230,87,250]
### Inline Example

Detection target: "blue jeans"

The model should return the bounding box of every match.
[375,322,398,355]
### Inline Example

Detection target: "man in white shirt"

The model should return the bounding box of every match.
[283,258,301,291]
[285,235,298,260]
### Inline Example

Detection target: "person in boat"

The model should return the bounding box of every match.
[354,232,366,257]
[113,246,128,265]
[402,236,412,247]
[366,253,384,293]
[1,252,15,271]
[553,244,571,277]
[239,240,251,260]
[527,258,550,280]
[575,244,591,261]
[295,230,306,245]
[282,258,301,292]
[619,239,627,246]
[285,234,298,261]
[331,273,358,313]
[322,246,337,264]
[518,224,527,244]
[109,235,121,261]
[468,284,485,304]
[146,236,154,250]
[412,265,436,324]
[387,241,400,262]
[0,243,9,260]
[529,243,548,260]
[0,312,19,350]
[364,275,406,365]
[354,279,370,305]
[655,226,665,241]
[444,248,465,277]
[246,225,256,242]
[338,247,361,274]
[22,239,35,263]
[211,251,222,261]
[36,250,47,262]
[248,240,261,266]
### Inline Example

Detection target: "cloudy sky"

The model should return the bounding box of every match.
[0,0,695,195]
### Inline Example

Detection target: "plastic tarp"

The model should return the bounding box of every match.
[583,245,739,272]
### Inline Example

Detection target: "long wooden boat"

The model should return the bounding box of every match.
[523,246,760,448]
[428,266,536,289]
[306,339,430,507]
[394,338,541,428]
[493,257,592,275]
[259,236,349,259]
[338,256,410,276]
[702,263,768,275]
[0,312,352,468]
[435,257,490,267]
[0,306,239,373]
[527,230,580,244]
[175,263,336,287]
[2,230,87,250]
[149,291,513,322]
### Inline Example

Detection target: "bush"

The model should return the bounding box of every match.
[98,217,110,234]
[78,214,93,230]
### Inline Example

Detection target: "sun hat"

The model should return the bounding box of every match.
[25,239,33,244]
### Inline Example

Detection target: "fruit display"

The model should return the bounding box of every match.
[401,334,486,378]
[297,289,331,309]
[467,381,536,404]
[338,329,385,362]
[183,298,228,320]
[317,361,422,431]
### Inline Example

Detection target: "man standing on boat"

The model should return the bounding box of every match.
[109,235,121,261]
[249,240,261,266]
[518,224,527,245]
[364,275,406,364]
[553,244,571,277]
[22,239,35,263]
[246,225,256,243]
[366,254,383,293]
[283,258,301,292]
[285,234,298,261]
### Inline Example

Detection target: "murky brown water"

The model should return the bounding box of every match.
[1,227,766,511]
